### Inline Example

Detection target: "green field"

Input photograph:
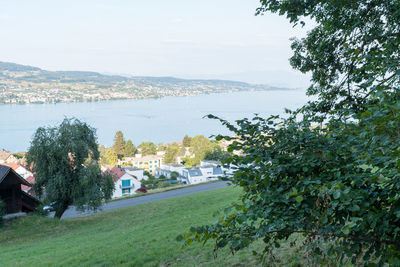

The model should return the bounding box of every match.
[0,187,303,266]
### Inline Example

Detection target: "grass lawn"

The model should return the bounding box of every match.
[0,187,305,267]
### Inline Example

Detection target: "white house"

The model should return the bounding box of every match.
[181,166,224,185]
[156,163,186,179]
[124,167,146,181]
[106,166,142,198]
[1,163,33,179]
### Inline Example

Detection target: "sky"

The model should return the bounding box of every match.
[0,0,313,87]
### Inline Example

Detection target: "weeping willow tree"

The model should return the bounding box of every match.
[27,118,114,218]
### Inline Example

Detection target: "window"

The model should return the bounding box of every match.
[122,188,131,195]
[150,161,152,163]
[121,180,131,187]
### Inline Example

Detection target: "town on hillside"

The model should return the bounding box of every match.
[0,132,241,211]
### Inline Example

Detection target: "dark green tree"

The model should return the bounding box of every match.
[170,171,179,180]
[113,131,125,159]
[139,142,157,156]
[124,140,136,157]
[180,1,400,265]
[182,135,192,147]
[26,118,114,219]
[204,147,232,162]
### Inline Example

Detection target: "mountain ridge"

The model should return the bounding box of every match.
[0,61,293,104]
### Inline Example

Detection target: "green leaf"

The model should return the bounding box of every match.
[295,196,303,203]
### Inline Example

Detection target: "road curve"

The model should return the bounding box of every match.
[61,181,229,219]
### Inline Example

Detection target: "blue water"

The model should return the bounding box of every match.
[0,90,310,151]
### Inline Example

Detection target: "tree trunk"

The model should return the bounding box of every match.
[54,204,69,219]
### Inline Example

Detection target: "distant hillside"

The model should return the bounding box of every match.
[0,61,41,72]
[0,61,292,104]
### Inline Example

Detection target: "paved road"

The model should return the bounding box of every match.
[60,181,229,219]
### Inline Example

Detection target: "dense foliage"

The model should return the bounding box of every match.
[204,147,233,162]
[182,135,220,167]
[124,140,137,157]
[26,118,114,218]
[164,143,182,164]
[180,0,400,265]
[138,142,157,156]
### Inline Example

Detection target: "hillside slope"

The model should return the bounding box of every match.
[0,187,305,266]
[0,61,288,104]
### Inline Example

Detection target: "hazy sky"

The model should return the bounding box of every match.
[0,0,312,84]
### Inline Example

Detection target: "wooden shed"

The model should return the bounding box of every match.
[0,165,39,214]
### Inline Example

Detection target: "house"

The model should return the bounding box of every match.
[119,154,163,175]
[1,163,36,195]
[105,166,142,198]
[123,167,146,181]
[181,166,225,185]
[156,163,186,179]
[1,163,33,179]
[0,150,18,164]
[0,165,39,214]
[181,168,206,184]
[21,176,35,196]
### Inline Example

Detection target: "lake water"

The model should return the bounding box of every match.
[0,90,310,151]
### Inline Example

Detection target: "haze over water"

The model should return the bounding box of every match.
[0,90,310,151]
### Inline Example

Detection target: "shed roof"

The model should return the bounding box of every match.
[0,165,31,186]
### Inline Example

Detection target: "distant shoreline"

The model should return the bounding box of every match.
[0,87,300,106]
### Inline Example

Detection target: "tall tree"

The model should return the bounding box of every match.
[182,135,192,147]
[163,143,180,163]
[113,131,125,159]
[187,135,218,166]
[124,140,136,157]
[98,144,108,165]
[138,142,157,156]
[105,148,118,165]
[180,1,400,265]
[26,118,114,219]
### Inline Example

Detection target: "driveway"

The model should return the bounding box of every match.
[60,181,229,219]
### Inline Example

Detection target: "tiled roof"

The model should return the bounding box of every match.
[105,166,126,182]
[0,165,31,186]
[1,163,21,171]
[0,165,10,182]
[0,150,11,161]
[21,176,35,192]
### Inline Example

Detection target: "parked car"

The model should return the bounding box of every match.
[43,201,57,212]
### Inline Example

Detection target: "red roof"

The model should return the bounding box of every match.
[105,166,126,182]
[21,175,35,192]
[1,163,21,171]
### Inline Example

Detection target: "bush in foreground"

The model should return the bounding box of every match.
[180,0,400,265]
